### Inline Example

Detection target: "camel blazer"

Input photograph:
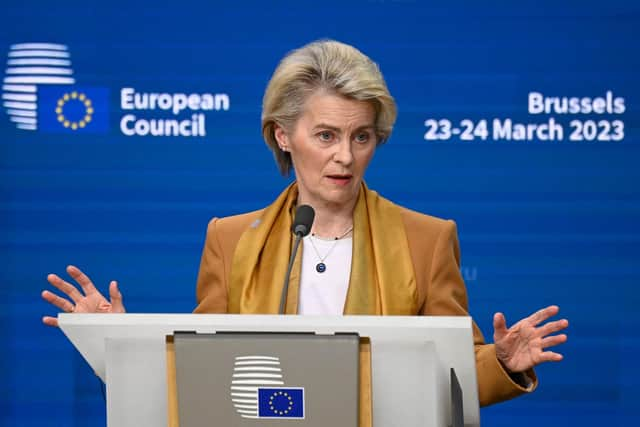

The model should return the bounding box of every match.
[194,204,536,407]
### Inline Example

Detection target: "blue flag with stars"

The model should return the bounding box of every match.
[257,387,304,419]
[37,86,109,133]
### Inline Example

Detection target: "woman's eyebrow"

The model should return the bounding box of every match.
[311,123,375,132]
[311,123,341,132]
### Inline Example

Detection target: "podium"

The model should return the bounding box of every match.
[59,314,480,427]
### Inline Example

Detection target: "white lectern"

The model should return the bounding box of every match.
[59,314,480,427]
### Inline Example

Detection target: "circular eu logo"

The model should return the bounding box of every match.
[268,390,294,415]
[55,91,93,130]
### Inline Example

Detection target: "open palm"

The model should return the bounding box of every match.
[493,305,568,373]
[42,265,125,327]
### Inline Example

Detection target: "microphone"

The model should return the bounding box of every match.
[279,205,315,314]
[291,205,315,237]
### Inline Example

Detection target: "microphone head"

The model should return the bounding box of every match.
[291,205,315,237]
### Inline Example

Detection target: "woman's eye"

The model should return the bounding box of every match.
[355,132,370,143]
[318,131,333,142]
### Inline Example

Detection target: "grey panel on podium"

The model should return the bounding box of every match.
[59,314,480,427]
[173,333,359,427]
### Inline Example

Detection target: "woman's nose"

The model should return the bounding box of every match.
[332,138,354,166]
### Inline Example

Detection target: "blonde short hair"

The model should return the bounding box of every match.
[262,40,397,176]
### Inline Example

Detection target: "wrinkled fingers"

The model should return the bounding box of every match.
[41,290,75,313]
[47,273,83,302]
[527,305,560,326]
[540,333,568,349]
[537,350,564,363]
[42,315,59,327]
[538,319,569,338]
[66,265,98,294]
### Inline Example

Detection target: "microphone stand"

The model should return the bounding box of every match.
[279,232,303,314]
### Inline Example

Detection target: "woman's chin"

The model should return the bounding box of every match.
[323,187,359,207]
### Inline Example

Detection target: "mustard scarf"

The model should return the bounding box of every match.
[228,183,418,315]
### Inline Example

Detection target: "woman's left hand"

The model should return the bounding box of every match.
[493,305,568,373]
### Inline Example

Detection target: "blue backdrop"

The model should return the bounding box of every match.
[1,1,638,426]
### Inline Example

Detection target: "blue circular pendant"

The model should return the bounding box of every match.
[316,262,326,273]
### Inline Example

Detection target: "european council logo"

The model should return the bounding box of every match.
[230,355,305,420]
[2,42,108,133]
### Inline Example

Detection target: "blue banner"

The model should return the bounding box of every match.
[1,1,638,426]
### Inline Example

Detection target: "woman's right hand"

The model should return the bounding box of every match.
[42,265,126,327]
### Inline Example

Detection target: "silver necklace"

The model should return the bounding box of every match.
[308,226,353,273]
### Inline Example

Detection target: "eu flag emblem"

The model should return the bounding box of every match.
[257,387,304,419]
[37,86,109,133]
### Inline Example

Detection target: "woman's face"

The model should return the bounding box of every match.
[275,91,377,211]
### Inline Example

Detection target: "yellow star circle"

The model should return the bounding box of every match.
[55,91,94,131]
[268,391,294,415]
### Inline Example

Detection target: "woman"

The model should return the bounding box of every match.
[42,40,568,407]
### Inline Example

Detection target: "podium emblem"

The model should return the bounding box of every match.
[230,355,305,420]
